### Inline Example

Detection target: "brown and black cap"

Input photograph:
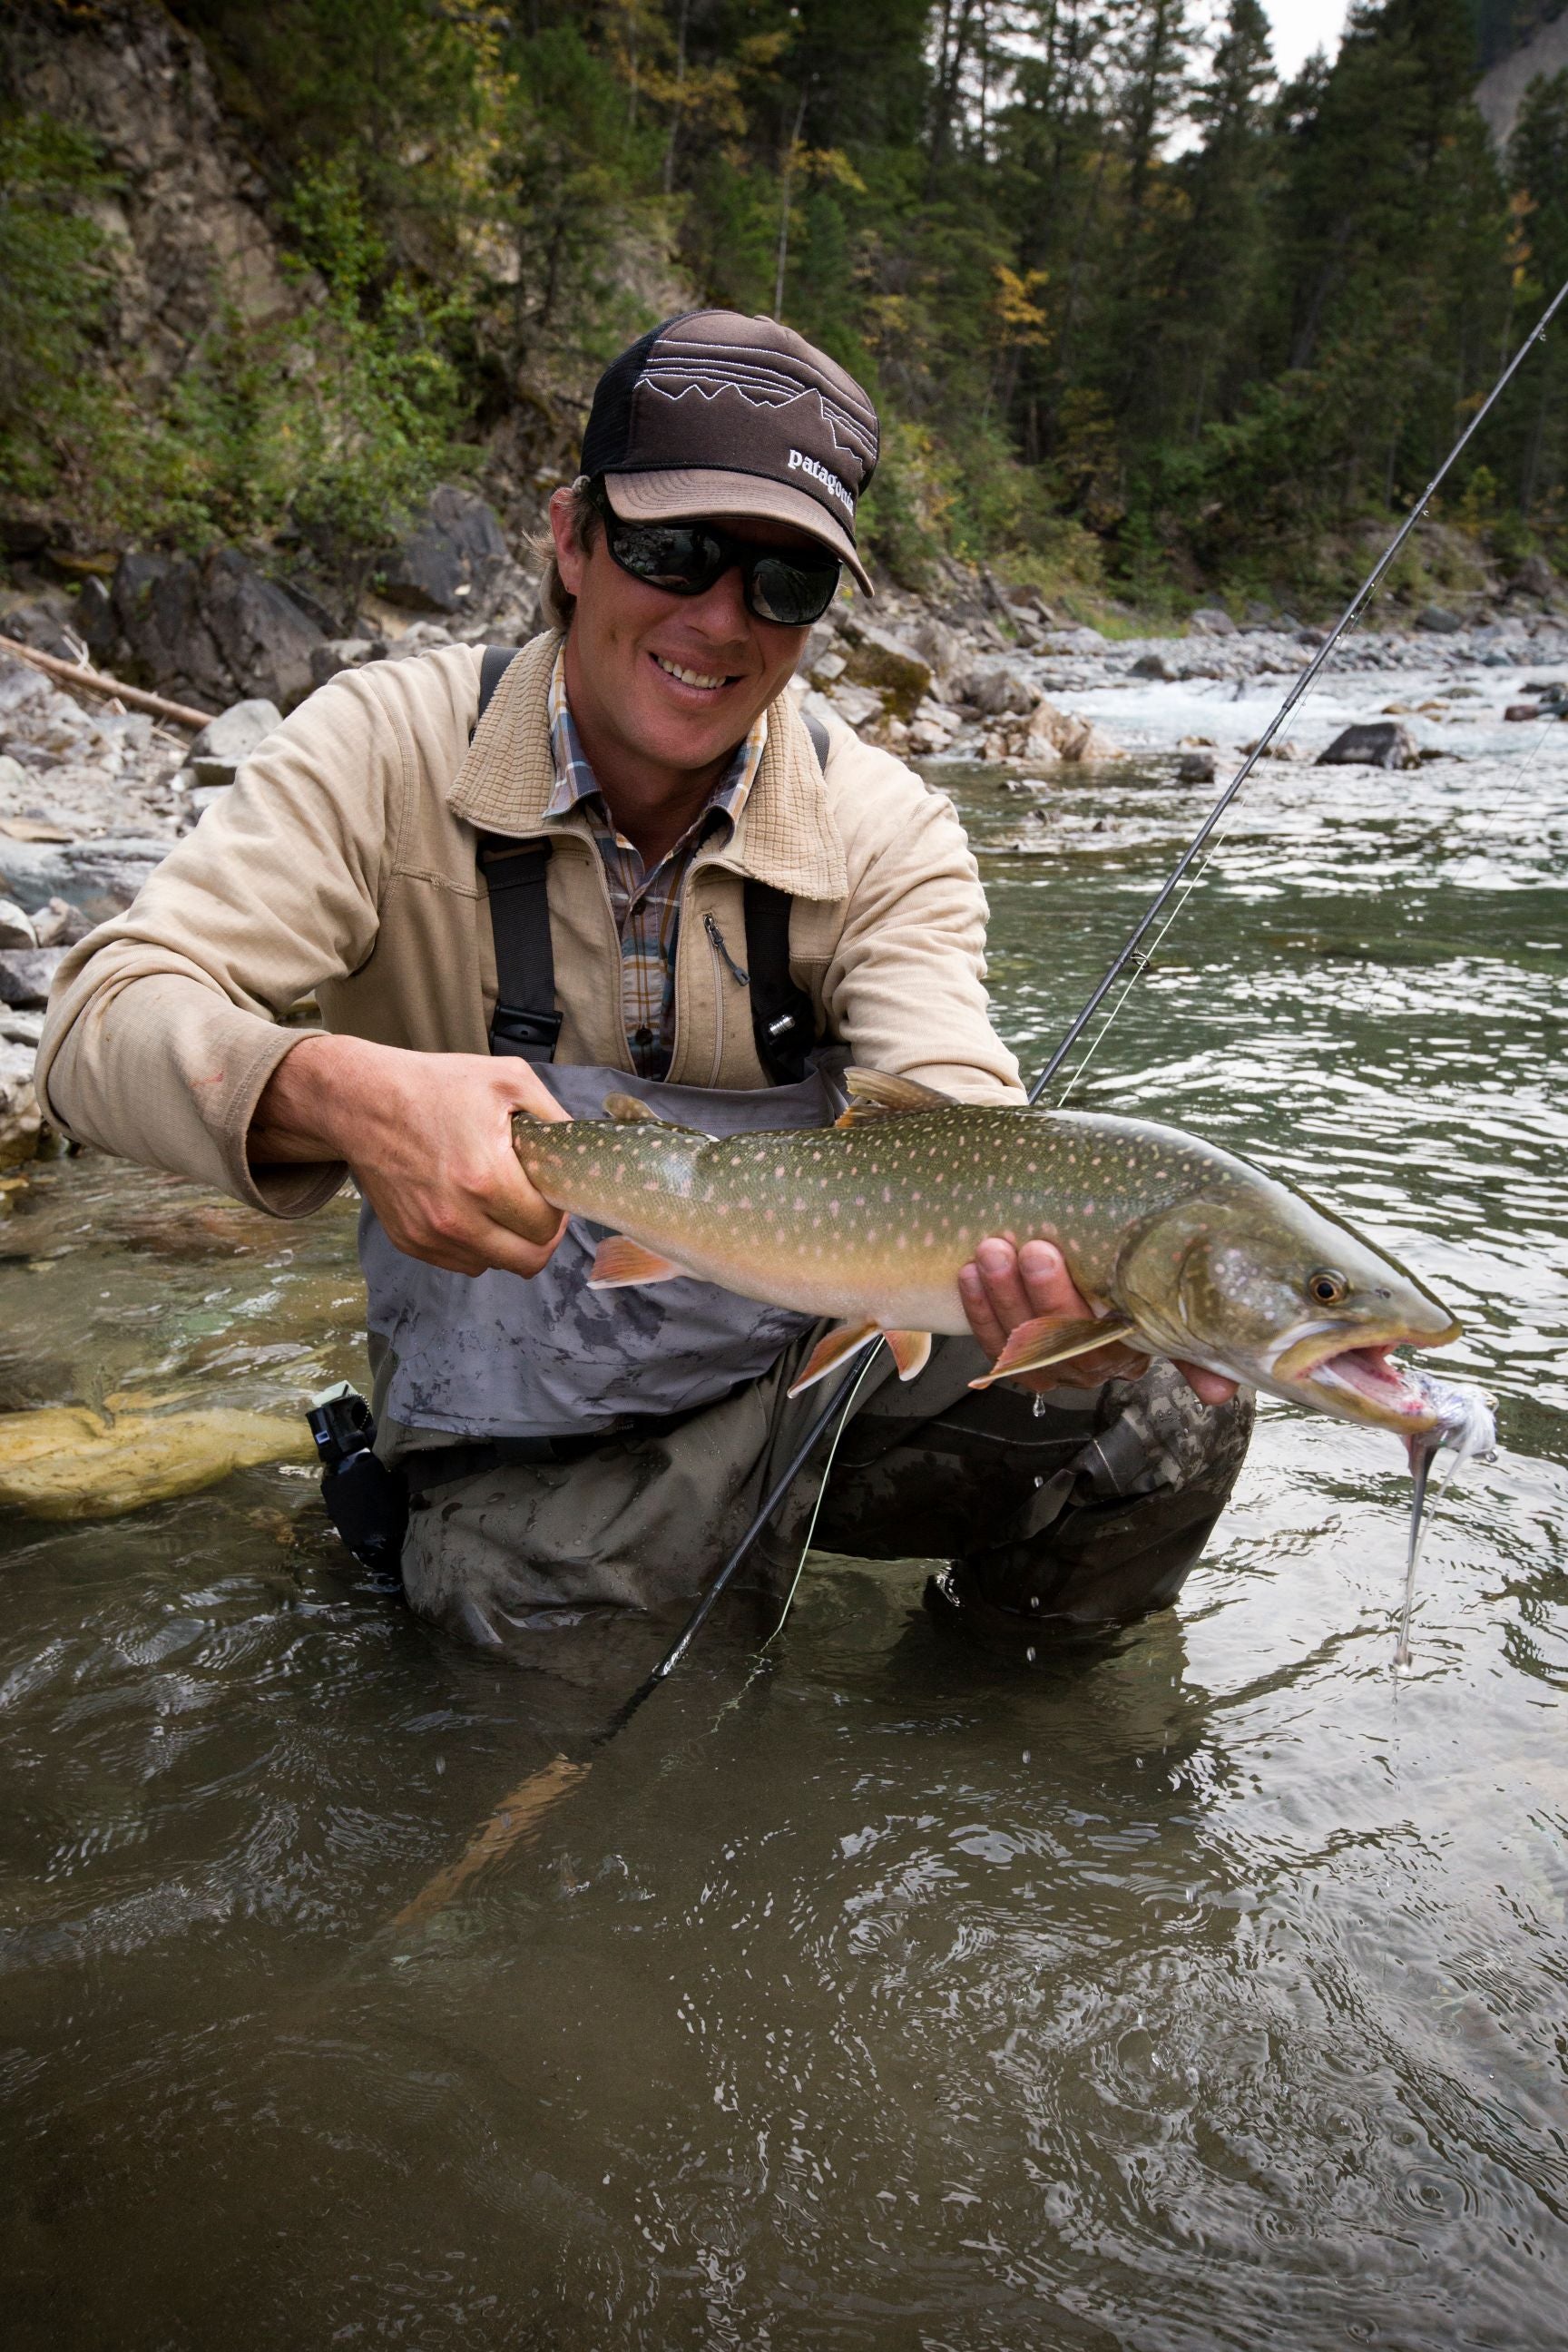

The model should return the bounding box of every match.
[580,309,879,593]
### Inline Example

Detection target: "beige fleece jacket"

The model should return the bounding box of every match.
[37,631,1024,1216]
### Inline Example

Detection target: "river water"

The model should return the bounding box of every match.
[3,659,1565,2348]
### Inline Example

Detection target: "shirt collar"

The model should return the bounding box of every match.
[544,644,768,842]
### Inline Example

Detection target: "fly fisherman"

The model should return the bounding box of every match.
[38,311,1251,1656]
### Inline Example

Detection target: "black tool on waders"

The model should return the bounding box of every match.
[308,1382,407,1586]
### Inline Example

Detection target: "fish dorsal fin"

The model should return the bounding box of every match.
[835,1067,957,1128]
[603,1093,701,1132]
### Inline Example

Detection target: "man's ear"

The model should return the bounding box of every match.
[549,487,588,598]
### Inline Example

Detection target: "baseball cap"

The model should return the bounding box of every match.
[580,309,879,594]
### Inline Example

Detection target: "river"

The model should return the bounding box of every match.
[3,656,1564,2348]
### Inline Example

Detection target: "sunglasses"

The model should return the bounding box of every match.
[588,480,842,627]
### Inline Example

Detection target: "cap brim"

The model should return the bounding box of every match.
[603,467,873,597]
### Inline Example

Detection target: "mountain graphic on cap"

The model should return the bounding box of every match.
[581,309,880,593]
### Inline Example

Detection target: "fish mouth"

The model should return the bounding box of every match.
[1275,1318,1463,1426]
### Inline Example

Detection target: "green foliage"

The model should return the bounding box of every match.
[0,112,115,501]
[9,0,1568,610]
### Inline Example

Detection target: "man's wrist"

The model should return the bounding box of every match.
[250,1032,376,1165]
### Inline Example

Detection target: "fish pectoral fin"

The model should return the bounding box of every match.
[586,1235,686,1288]
[969,1313,1140,1389]
[835,1068,957,1127]
[786,1318,882,1397]
[602,1093,702,1132]
[882,1328,932,1382]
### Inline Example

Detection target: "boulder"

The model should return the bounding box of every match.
[825,681,886,730]
[111,549,326,712]
[1130,652,1175,680]
[838,624,934,720]
[808,649,847,686]
[31,898,94,950]
[1024,701,1122,761]
[1189,607,1237,637]
[0,1035,40,1169]
[310,639,387,690]
[965,665,1039,718]
[1504,702,1541,722]
[906,614,963,686]
[1504,553,1557,601]
[1415,604,1463,634]
[0,947,65,1009]
[186,698,282,789]
[1177,750,1217,783]
[0,898,36,950]
[1317,721,1419,770]
[1060,719,1124,762]
[0,835,167,921]
[376,485,510,615]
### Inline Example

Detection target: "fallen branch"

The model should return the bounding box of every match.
[0,634,216,730]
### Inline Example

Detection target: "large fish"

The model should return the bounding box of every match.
[511,1069,1467,1442]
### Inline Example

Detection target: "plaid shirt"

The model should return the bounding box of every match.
[545,649,768,1078]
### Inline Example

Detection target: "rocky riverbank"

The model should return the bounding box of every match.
[3,497,1566,1170]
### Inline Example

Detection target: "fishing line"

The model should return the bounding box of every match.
[762,1344,883,1648]
[1029,270,1568,1105]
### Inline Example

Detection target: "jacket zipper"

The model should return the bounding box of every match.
[703,911,748,1087]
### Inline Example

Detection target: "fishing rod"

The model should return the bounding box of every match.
[388,279,1568,1928]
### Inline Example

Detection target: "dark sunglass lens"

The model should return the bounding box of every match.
[612,523,725,594]
[749,555,840,626]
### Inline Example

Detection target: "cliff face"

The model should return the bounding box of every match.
[1475,9,1568,147]
[1,0,295,388]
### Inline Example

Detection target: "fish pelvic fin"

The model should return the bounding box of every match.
[602,1093,704,1132]
[835,1067,958,1128]
[883,1328,933,1382]
[586,1235,685,1289]
[969,1312,1140,1389]
[787,1318,881,1397]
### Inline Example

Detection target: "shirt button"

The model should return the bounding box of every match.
[632,1025,654,1048]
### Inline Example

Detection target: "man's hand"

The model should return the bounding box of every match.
[250,1034,569,1279]
[959,1236,1237,1406]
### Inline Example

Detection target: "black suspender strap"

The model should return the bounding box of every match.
[471,645,561,1063]
[742,708,827,1084]
[474,643,519,734]
[480,838,561,1063]
[742,878,817,1085]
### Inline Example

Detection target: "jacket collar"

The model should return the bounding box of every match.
[447,630,848,902]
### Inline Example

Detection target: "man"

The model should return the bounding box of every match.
[38,309,1250,1654]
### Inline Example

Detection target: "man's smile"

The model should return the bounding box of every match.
[650,650,742,695]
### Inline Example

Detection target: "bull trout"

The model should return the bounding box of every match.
[511,1068,1472,1446]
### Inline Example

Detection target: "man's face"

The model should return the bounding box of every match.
[550,489,817,779]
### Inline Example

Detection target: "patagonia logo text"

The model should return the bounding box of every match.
[787,449,854,511]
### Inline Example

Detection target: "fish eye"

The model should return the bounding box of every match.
[1308,1268,1348,1307]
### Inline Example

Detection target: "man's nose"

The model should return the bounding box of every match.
[681,560,752,641]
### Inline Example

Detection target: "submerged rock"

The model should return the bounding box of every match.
[0,1403,315,1519]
